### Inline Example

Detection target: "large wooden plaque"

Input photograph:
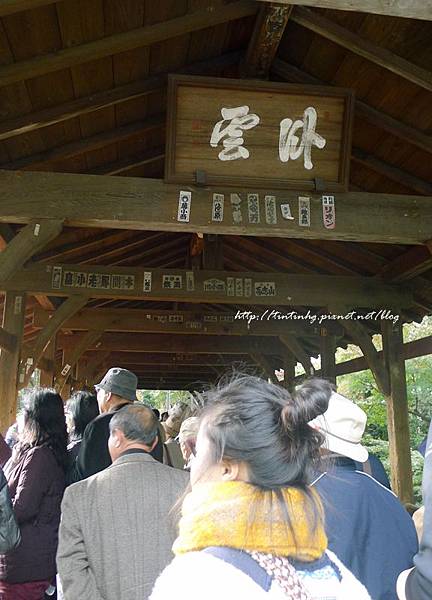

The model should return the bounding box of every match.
[165,75,354,191]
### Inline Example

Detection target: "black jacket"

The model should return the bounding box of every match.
[0,467,20,555]
[403,421,432,600]
[70,404,164,482]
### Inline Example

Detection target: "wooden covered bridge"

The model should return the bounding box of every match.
[0,0,431,504]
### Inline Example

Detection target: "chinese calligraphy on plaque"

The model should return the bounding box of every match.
[166,76,353,191]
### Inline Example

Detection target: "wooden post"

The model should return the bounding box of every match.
[320,329,336,384]
[203,235,223,270]
[0,292,26,432]
[55,329,104,393]
[381,320,413,504]
[282,350,296,391]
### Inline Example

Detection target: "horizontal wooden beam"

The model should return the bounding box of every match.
[291,7,432,91]
[0,1,257,87]
[259,0,432,20]
[83,351,256,368]
[0,51,241,143]
[302,333,432,380]
[1,171,431,245]
[1,263,411,307]
[272,58,432,156]
[58,332,285,355]
[33,307,343,337]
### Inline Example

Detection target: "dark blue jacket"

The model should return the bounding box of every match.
[313,457,418,600]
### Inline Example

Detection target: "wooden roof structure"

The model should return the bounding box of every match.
[0,0,431,501]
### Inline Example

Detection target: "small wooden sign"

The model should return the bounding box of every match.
[165,75,354,191]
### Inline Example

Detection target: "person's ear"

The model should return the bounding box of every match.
[221,460,240,481]
[111,428,125,448]
[149,435,158,452]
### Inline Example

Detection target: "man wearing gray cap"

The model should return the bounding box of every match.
[71,367,163,481]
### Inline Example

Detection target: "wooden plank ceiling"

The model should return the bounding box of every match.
[0,0,431,389]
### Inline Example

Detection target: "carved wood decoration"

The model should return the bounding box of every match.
[243,3,293,78]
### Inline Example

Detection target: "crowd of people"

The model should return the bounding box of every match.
[0,367,430,600]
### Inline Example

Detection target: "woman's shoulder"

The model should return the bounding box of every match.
[150,551,280,600]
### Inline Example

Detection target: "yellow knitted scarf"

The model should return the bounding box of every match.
[173,481,327,561]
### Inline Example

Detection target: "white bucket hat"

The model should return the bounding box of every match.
[309,391,369,463]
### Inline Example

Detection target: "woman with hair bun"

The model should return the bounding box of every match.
[151,375,370,600]
[0,388,68,600]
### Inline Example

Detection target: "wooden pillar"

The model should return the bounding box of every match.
[382,320,413,504]
[203,235,223,270]
[320,329,336,384]
[0,292,26,432]
[282,350,296,392]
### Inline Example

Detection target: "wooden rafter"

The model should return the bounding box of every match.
[92,148,165,177]
[379,244,432,282]
[352,149,432,196]
[0,51,241,143]
[243,3,292,78]
[0,1,257,87]
[259,0,432,20]
[0,263,412,307]
[1,171,432,245]
[272,58,432,156]
[1,115,164,171]
[291,7,432,92]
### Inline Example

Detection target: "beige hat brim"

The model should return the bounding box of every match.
[320,429,369,463]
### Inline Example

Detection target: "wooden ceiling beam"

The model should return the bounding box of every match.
[259,0,432,20]
[291,6,432,92]
[83,351,254,367]
[33,306,341,337]
[0,51,241,143]
[0,2,257,87]
[0,262,411,307]
[1,114,164,171]
[57,332,285,355]
[272,59,432,156]
[243,3,292,78]
[303,334,432,382]
[1,171,431,245]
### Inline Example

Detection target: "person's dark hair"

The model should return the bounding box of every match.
[198,375,332,541]
[161,411,169,422]
[153,408,160,420]
[17,388,69,472]
[110,404,158,446]
[66,391,99,440]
